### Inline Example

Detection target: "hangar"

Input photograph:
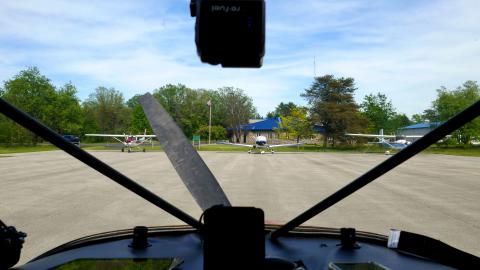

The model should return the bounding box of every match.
[398,122,442,142]
[229,118,326,143]
[229,118,282,143]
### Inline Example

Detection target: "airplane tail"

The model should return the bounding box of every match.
[379,129,385,142]
[138,129,149,142]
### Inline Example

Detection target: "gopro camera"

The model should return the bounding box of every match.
[190,0,265,68]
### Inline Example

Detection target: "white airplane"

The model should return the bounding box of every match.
[219,135,303,154]
[85,130,156,152]
[345,129,422,150]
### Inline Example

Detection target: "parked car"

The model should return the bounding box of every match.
[62,134,80,146]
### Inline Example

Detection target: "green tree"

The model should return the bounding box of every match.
[201,89,228,126]
[360,93,412,132]
[411,109,439,124]
[1,67,57,144]
[266,111,276,118]
[195,125,227,141]
[53,82,84,135]
[149,84,258,140]
[390,113,412,130]
[432,81,480,144]
[411,114,424,123]
[276,102,298,117]
[268,102,298,118]
[360,93,396,133]
[0,88,14,142]
[153,84,189,119]
[0,114,11,143]
[280,107,313,142]
[217,87,257,142]
[302,75,367,147]
[0,86,10,143]
[153,84,215,137]
[83,86,130,134]
[126,94,152,134]
[422,108,440,123]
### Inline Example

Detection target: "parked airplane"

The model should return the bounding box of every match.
[85,131,156,152]
[345,129,422,150]
[219,135,303,154]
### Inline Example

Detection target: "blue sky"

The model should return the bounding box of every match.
[0,0,479,117]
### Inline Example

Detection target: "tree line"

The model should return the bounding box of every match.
[0,67,257,144]
[1,67,478,146]
[268,75,479,146]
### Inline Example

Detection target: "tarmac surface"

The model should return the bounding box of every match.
[1,150,479,265]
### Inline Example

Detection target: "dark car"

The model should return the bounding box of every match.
[62,134,80,146]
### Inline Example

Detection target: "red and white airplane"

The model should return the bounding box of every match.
[85,131,156,152]
[219,135,303,154]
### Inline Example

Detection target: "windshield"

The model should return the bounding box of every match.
[0,0,479,265]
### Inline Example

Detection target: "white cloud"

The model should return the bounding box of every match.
[265,0,480,115]
[0,0,479,117]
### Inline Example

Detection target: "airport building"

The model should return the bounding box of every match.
[229,118,325,143]
[229,118,282,143]
[398,122,442,142]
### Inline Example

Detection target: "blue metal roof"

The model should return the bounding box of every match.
[313,124,325,133]
[399,122,442,130]
[242,117,281,131]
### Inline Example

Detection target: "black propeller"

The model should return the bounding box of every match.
[139,93,231,211]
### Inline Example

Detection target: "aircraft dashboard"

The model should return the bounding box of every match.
[19,226,455,270]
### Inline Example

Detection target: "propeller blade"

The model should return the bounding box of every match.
[139,93,231,211]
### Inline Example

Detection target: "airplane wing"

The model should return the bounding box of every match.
[269,143,303,148]
[85,134,127,144]
[217,141,253,147]
[86,134,156,138]
[134,135,156,138]
[85,134,126,137]
[345,133,396,138]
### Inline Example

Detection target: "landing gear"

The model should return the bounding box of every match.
[121,148,124,152]
[143,148,146,152]
[248,150,252,154]
[271,150,275,154]
[128,148,131,153]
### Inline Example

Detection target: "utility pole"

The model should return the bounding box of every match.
[207,99,212,145]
